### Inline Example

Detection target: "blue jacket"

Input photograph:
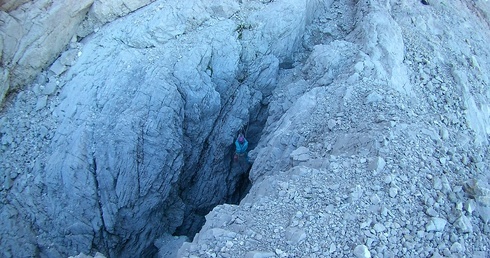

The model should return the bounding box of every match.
[235,139,248,154]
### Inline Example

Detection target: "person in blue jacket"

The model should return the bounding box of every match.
[234,133,248,162]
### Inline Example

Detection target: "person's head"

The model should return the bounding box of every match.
[238,134,245,143]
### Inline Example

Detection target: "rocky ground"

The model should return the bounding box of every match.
[1,0,489,257]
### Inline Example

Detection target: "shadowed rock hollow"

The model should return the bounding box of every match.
[1,0,490,258]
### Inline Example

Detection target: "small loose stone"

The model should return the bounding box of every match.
[245,251,276,258]
[35,96,48,111]
[389,187,398,198]
[454,215,473,233]
[440,128,449,140]
[433,177,442,190]
[353,244,371,258]
[226,241,234,248]
[369,157,386,173]
[425,207,438,217]
[285,227,306,245]
[383,175,392,184]
[464,199,476,214]
[380,207,389,217]
[370,194,381,204]
[450,242,463,253]
[426,217,447,232]
[373,223,386,232]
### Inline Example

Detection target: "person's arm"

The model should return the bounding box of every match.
[243,139,249,151]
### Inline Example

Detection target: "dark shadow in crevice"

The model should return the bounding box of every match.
[171,162,252,241]
[226,164,252,205]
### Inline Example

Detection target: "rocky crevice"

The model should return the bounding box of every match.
[90,157,110,256]
[173,86,262,238]
[169,0,323,241]
[1,0,489,258]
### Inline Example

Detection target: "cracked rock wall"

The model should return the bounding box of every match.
[0,0,322,257]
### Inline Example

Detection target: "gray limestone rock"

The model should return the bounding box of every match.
[35,96,47,111]
[463,179,490,207]
[433,177,443,190]
[354,244,371,258]
[0,0,162,107]
[464,199,476,214]
[1,0,261,256]
[69,252,107,258]
[365,92,384,104]
[58,49,80,67]
[1,0,490,257]
[285,227,307,245]
[0,0,93,105]
[426,217,447,232]
[389,187,398,198]
[369,157,386,173]
[290,146,310,162]
[477,206,490,224]
[373,223,386,233]
[0,0,31,11]
[49,60,68,76]
[245,251,276,258]
[450,242,464,253]
[90,0,155,24]
[426,207,439,217]
[439,128,449,140]
[42,82,57,96]
[454,215,473,233]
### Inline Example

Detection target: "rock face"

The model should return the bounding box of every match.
[1,0,490,258]
[0,0,93,105]
[0,0,157,106]
[0,0,316,257]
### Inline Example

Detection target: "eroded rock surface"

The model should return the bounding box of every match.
[1,0,319,257]
[0,0,92,104]
[1,0,489,258]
